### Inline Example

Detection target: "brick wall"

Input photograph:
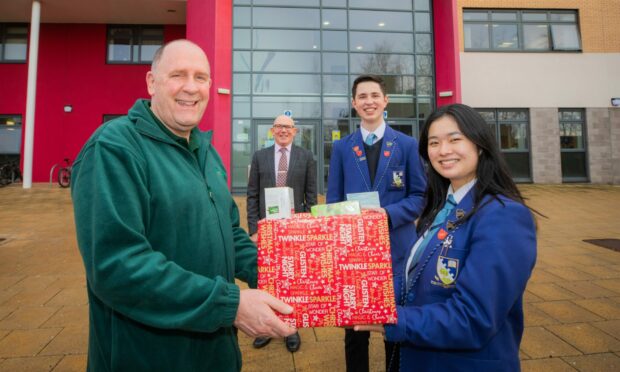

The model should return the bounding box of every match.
[530,108,562,183]
[586,108,613,183]
[457,0,620,52]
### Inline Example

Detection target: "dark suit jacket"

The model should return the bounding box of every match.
[247,144,317,235]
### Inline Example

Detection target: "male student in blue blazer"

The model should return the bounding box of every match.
[326,74,426,372]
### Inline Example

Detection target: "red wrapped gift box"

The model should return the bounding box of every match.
[257,211,397,328]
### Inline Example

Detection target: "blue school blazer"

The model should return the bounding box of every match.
[385,190,537,371]
[326,125,426,268]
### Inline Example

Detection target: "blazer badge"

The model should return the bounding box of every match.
[436,256,459,285]
[391,170,404,189]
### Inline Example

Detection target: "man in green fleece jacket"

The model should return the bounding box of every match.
[71,39,296,371]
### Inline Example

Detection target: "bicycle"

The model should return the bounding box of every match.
[57,158,72,188]
[0,161,22,187]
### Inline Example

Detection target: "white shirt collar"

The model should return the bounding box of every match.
[361,122,386,142]
[274,143,292,153]
[447,178,477,204]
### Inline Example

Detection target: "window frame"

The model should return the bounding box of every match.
[463,9,582,52]
[106,25,164,64]
[559,108,589,182]
[0,23,29,63]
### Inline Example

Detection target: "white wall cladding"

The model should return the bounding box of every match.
[460,53,620,108]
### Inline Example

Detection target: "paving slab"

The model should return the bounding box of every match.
[50,354,87,372]
[546,323,620,354]
[562,352,620,372]
[526,283,582,301]
[0,328,62,358]
[0,306,60,330]
[521,357,577,372]
[520,327,582,358]
[555,280,619,299]
[0,355,61,372]
[591,320,620,340]
[534,301,604,323]
[573,298,620,320]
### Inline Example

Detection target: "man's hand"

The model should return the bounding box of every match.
[234,289,297,338]
[353,324,385,333]
[250,233,258,243]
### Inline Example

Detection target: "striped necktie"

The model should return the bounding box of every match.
[276,147,288,187]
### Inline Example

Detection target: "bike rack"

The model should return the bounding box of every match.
[49,163,60,187]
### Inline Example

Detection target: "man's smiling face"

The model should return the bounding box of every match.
[147,41,211,139]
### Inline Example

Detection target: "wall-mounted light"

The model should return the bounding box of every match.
[612,97,620,107]
[64,105,72,113]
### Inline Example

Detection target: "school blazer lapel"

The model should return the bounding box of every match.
[350,132,372,192]
[372,126,398,190]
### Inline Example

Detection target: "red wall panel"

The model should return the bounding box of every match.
[0,23,185,182]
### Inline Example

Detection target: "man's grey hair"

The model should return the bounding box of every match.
[150,39,203,72]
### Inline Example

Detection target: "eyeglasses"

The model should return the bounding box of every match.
[273,124,295,130]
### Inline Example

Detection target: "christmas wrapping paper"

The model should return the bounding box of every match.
[257,210,397,328]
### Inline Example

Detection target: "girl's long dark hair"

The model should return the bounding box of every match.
[416,103,529,234]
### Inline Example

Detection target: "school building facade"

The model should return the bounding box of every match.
[0,0,618,191]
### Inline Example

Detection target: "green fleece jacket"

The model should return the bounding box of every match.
[71,99,257,372]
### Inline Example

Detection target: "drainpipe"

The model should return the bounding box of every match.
[22,0,41,189]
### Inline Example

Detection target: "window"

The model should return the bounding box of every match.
[477,108,531,181]
[0,24,28,62]
[0,115,23,155]
[559,109,588,182]
[464,9,581,52]
[107,25,164,64]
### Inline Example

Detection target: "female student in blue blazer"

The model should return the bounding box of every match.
[356,103,537,371]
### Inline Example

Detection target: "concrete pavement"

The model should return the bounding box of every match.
[0,184,618,371]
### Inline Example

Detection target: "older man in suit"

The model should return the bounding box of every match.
[246,114,317,352]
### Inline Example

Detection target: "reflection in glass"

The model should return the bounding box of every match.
[233,51,251,71]
[322,31,347,51]
[416,34,432,53]
[349,0,412,10]
[350,32,413,53]
[253,51,320,73]
[464,24,489,49]
[253,74,321,95]
[323,53,348,73]
[463,11,488,21]
[477,110,496,121]
[502,152,530,179]
[416,76,433,96]
[253,0,318,5]
[349,10,413,31]
[498,110,527,121]
[140,41,160,62]
[561,152,587,179]
[232,119,251,142]
[252,96,321,117]
[386,96,416,118]
[253,7,319,28]
[234,29,251,49]
[233,74,251,94]
[322,9,347,29]
[550,12,576,22]
[323,75,349,95]
[350,54,414,75]
[232,143,252,188]
[559,123,583,149]
[492,24,518,49]
[414,0,430,11]
[254,29,320,50]
[233,96,251,117]
[4,39,27,60]
[500,123,528,150]
[491,12,517,21]
[414,12,431,32]
[551,24,580,50]
[234,7,251,27]
[560,110,582,121]
[418,97,432,119]
[380,75,415,95]
[522,12,547,21]
[416,55,432,75]
[323,96,350,118]
[523,24,549,50]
